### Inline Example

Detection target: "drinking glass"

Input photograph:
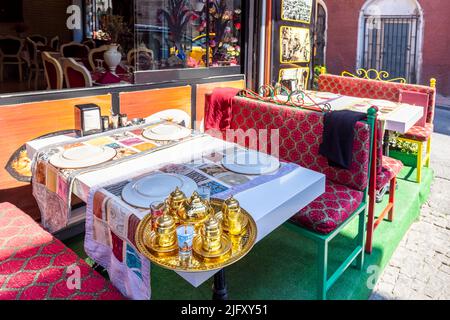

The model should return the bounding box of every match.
[177,225,195,260]
[150,201,166,230]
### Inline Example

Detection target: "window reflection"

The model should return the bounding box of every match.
[134,0,242,71]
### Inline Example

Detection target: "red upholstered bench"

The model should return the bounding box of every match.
[0,203,124,300]
[318,73,435,183]
[225,96,377,299]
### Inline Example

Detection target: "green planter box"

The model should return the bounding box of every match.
[389,149,417,168]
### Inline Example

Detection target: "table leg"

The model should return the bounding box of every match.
[383,130,390,156]
[212,269,228,300]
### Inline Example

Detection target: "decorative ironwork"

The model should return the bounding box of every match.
[237,84,331,113]
[341,68,407,84]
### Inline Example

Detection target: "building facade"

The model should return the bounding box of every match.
[318,0,450,96]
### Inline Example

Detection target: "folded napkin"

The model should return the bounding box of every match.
[319,110,366,169]
[204,87,241,132]
[97,71,121,84]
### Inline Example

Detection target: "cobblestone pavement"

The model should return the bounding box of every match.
[370,110,450,300]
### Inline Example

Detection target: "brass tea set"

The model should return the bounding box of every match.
[140,187,255,269]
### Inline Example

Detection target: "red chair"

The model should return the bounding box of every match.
[63,58,92,88]
[42,51,63,90]
[0,36,26,82]
[397,87,434,182]
[366,121,403,253]
[88,45,108,71]
[29,34,47,46]
[60,42,90,59]
[26,37,44,89]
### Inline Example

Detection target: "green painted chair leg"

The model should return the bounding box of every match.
[317,241,328,300]
[355,209,366,270]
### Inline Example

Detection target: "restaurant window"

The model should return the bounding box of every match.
[133,0,242,72]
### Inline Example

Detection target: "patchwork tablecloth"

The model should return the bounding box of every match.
[31,122,201,233]
[84,146,299,300]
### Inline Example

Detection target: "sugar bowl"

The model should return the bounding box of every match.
[154,213,177,249]
[221,196,247,236]
[201,217,223,253]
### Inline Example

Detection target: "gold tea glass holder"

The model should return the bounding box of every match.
[136,191,257,273]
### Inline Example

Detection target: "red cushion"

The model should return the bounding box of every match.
[230,97,371,192]
[376,156,403,190]
[401,123,433,142]
[290,180,364,234]
[66,67,87,88]
[399,90,429,127]
[318,74,436,124]
[0,203,124,300]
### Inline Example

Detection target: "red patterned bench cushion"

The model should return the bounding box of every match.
[376,156,404,191]
[401,123,433,142]
[290,180,364,234]
[0,203,124,300]
[229,96,371,192]
[318,74,436,123]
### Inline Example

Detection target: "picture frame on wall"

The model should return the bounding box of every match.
[280,26,312,64]
[0,2,23,23]
[279,67,310,91]
[281,0,313,24]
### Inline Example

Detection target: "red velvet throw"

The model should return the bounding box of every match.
[97,71,121,84]
[204,87,241,132]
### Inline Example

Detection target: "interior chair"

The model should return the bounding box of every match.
[83,39,96,49]
[396,79,436,183]
[29,34,47,46]
[50,36,60,52]
[88,45,109,71]
[25,37,44,89]
[60,42,90,59]
[42,51,63,90]
[63,57,92,88]
[127,47,154,70]
[0,36,26,82]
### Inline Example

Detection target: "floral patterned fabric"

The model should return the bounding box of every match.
[318,74,436,123]
[377,156,403,191]
[401,123,434,142]
[290,180,364,234]
[0,203,124,300]
[230,96,371,192]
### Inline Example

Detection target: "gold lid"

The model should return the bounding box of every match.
[169,187,187,203]
[224,196,240,210]
[155,214,175,233]
[186,191,209,219]
[204,216,220,233]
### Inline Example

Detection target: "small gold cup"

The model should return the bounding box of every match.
[222,196,243,236]
[202,217,222,253]
[154,213,177,248]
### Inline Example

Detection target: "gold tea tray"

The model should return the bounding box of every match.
[135,198,257,273]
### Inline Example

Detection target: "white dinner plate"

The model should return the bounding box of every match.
[49,145,117,169]
[142,123,191,141]
[221,149,280,175]
[121,173,198,208]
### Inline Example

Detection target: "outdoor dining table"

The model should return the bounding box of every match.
[26,126,326,299]
[302,90,424,134]
[301,90,424,155]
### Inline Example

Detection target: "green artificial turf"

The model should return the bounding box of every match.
[64,165,433,300]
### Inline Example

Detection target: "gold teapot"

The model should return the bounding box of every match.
[201,217,223,253]
[166,187,187,221]
[222,196,244,236]
[186,192,210,221]
[154,213,177,248]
